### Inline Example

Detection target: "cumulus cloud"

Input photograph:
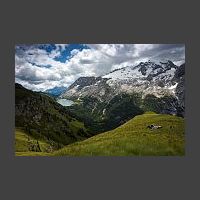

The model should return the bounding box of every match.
[15,44,185,91]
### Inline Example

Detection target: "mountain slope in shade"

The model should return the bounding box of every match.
[15,83,90,146]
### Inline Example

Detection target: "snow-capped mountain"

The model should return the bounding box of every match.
[60,60,185,116]
[104,60,177,80]
[61,60,182,98]
[102,60,179,98]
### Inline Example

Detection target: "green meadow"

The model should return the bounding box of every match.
[16,113,185,156]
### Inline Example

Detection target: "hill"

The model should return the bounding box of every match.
[53,113,185,156]
[15,83,90,146]
[15,129,52,156]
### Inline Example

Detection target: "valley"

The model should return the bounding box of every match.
[15,60,185,156]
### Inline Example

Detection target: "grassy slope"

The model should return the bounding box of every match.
[15,129,51,156]
[53,113,185,156]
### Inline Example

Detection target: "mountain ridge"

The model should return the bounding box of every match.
[60,60,185,117]
[56,61,185,135]
[61,60,183,99]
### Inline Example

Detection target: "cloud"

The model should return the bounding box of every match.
[15,44,185,91]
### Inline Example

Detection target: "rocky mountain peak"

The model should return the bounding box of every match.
[60,60,185,116]
[68,76,102,90]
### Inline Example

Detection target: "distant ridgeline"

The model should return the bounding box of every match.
[60,61,185,134]
[15,83,90,146]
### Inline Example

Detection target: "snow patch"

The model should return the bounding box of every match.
[168,82,178,90]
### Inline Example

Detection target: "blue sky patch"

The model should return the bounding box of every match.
[38,44,56,53]
[54,44,90,63]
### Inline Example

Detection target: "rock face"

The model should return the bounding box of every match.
[60,76,112,100]
[174,64,185,116]
[61,61,185,117]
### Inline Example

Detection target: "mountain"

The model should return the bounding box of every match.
[44,86,67,97]
[174,64,185,116]
[15,83,90,146]
[60,60,185,133]
[53,113,185,156]
[61,60,182,100]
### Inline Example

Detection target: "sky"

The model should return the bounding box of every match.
[15,44,185,91]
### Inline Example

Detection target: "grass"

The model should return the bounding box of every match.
[15,113,185,156]
[53,113,185,156]
[15,152,51,156]
[15,129,52,156]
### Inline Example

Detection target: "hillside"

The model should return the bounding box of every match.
[15,83,90,146]
[15,129,51,156]
[53,113,185,156]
